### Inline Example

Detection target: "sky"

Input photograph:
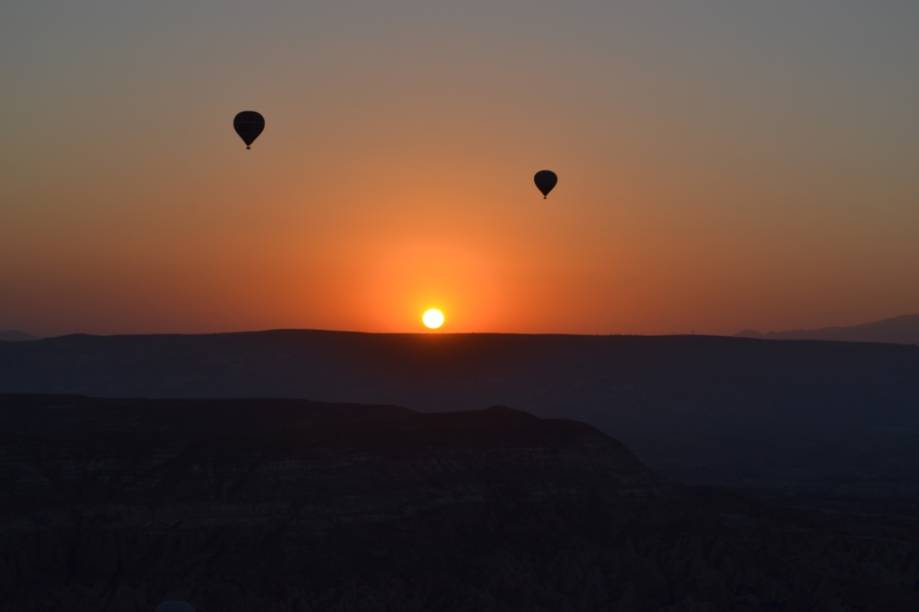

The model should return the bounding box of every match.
[2,1,918,336]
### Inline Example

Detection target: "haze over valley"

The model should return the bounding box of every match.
[4,330,919,500]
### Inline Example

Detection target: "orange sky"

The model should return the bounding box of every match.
[3,2,919,336]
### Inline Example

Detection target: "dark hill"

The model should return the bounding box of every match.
[3,331,919,493]
[2,395,917,611]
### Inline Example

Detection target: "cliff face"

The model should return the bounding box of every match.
[2,396,653,516]
[1,396,658,611]
[2,396,918,612]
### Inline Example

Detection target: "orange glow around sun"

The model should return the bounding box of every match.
[422,308,445,330]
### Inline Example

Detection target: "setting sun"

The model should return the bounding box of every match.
[421,308,445,330]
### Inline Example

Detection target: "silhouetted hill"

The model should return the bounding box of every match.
[2,395,917,611]
[2,331,919,495]
[0,330,35,342]
[739,314,919,345]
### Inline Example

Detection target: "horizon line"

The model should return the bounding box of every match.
[13,327,729,340]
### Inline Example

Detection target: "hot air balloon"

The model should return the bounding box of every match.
[533,170,558,199]
[155,601,195,612]
[233,111,265,150]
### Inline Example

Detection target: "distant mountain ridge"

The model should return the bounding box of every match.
[0,330,36,342]
[739,314,919,345]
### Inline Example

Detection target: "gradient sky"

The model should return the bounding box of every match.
[3,1,918,336]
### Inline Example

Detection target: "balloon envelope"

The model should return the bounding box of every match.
[533,170,558,199]
[155,601,195,612]
[233,111,265,149]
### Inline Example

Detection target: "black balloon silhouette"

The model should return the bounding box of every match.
[155,601,195,612]
[233,111,265,150]
[533,170,558,199]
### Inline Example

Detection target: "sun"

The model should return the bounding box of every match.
[421,308,445,330]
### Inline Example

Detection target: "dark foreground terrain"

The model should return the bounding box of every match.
[2,395,918,611]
